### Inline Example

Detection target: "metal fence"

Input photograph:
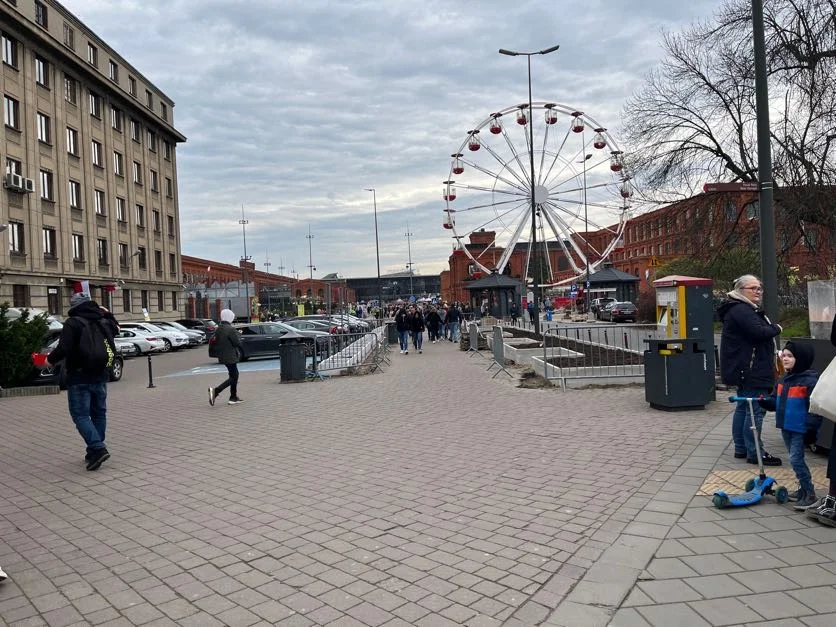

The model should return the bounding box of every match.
[541,324,656,390]
[310,327,389,376]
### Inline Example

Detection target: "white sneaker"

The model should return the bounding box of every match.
[399,350,404,354]
[404,350,408,355]
[0,565,7,581]
[419,349,422,353]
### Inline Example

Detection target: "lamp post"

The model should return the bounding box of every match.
[306,225,316,310]
[499,43,560,336]
[578,152,592,319]
[364,188,383,318]
[404,223,414,297]
[238,206,251,322]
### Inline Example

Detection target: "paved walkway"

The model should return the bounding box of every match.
[0,337,833,626]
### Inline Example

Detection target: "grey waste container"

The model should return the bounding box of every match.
[644,338,714,411]
[279,339,307,383]
[386,321,398,344]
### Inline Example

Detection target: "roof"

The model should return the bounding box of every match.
[653,275,713,287]
[585,268,640,284]
[465,273,524,290]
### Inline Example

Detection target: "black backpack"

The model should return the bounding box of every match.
[76,318,115,373]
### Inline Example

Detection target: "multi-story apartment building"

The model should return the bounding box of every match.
[1,0,186,320]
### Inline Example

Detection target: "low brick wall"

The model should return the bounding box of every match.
[0,385,61,398]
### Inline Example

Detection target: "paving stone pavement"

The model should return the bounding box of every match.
[0,337,832,626]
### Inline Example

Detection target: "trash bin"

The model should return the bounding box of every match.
[386,321,398,344]
[279,336,307,383]
[644,338,714,411]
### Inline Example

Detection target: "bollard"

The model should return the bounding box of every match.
[147,354,156,388]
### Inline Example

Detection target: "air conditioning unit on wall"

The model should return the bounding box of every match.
[22,177,35,193]
[3,172,25,192]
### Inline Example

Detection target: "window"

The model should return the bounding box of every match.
[163,141,172,161]
[145,89,153,108]
[133,161,142,184]
[724,200,737,222]
[63,22,74,48]
[154,250,163,274]
[135,204,145,228]
[68,180,82,209]
[157,290,164,310]
[72,234,85,261]
[8,221,24,255]
[12,284,29,308]
[2,31,18,68]
[97,238,108,265]
[128,75,137,97]
[108,60,118,82]
[745,201,760,221]
[39,170,54,200]
[94,189,106,215]
[89,91,102,118]
[150,169,159,192]
[140,290,149,310]
[122,289,131,312]
[137,247,147,269]
[66,127,79,156]
[171,290,178,310]
[35,1,48,28]
[43,227,57,258]
[87,43,98,66]
[35,56,49,87]
[167,215,175,237]
[36,112,51,143]
[91,140,103,167]
[4,95,20,129]
[165,177,173,198]
[116,197,126,222]
[113,151,124,175]
[6,157,22,176]
[152,209,161,232]
[64,75,77,104]
[160,102,168,121]
[147,130,156,152]
[118,243,129,267]
[169,252,176,276]
[110,106,122,132]
[130,118,141,142]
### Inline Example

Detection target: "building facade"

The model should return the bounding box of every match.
[1,0,186,320]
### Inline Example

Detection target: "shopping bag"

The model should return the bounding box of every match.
[810,357,836,423]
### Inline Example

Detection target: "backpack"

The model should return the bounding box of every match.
[76,318,115,373]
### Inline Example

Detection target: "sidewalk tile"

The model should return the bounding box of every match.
[637,602,711,627]
[689,597,763,625]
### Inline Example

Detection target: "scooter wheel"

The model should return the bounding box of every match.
[775,486,789,504]
[745,477,756,492]
[713,494,730,509]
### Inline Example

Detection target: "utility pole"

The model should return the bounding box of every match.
[405,222,414,297]
[238,205,251,322]
[306,225,315,309]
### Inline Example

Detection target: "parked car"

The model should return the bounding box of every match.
[151,320,206,345]
[30,337,124,385]
[284,319,337,334]
[120,322,189,352]
[115,328,166,355]
[176,318,217,336]
[591,298,616,319]
[285,315,353,334]
[4,306,64,331]
[114,337,140,358]
[209,322,330,361]
[600,301,638,323]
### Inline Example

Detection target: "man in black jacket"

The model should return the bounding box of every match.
[46,293,119,471]
[718,274,782,466]
[208,309,243,405]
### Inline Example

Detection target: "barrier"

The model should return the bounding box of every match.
[487,325,512,378]
[313,328,387,376]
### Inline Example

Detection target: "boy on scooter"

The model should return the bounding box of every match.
[758,341,821,510]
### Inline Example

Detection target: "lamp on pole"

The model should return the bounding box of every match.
[404,223,414,297]
[364,188,383,318]
[578,152,592,319]
[238,206,251,322]
[306,225,316,309]
[499,43,560,336]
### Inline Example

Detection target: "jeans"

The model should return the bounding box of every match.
[398,330,410,351]
[733,389,768,459]
[215,364,239,399]
[67,382,108,454]
[449,321,460,342]
[412,330,423,350]
[782,429,814,494]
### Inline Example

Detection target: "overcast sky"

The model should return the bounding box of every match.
[62,0,726,281]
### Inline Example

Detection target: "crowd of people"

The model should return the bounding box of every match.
[393,301,466,354]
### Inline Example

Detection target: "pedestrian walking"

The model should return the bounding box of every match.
[45,293,119,471]
[409,305,425,353]
[510,301,519,327]
[447,303,462,342]
[395,303,411,354]
[426,306,441,342]
[718,274,782,466]
[208,309,244,405]
[438,305,448,339]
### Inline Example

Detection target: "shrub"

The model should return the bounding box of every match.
[0,303,50,388]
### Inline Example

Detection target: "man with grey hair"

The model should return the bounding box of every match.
[718,275,783,466]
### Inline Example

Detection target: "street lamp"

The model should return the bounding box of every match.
[238,206,251,322]
[578,152,592,319]
[404,223,414,297]
[499,43,560,336]
[364,188,383,319]
[306,225,316,309]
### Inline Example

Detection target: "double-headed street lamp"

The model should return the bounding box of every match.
[499,44,560,336]
[578,152,592,318]
[364,188,383,317]
[404,223,414,297]
[238,206,251,322]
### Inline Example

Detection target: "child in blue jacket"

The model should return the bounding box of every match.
[759,341,821,509]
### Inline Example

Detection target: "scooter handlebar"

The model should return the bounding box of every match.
[728,395,764,402]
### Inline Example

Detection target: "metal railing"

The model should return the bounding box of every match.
[541,324,655,390]
[311,327,388,376]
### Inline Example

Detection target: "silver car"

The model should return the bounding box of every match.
[115,328,166,355]
[121,322,189,352]
[151,320,206,345]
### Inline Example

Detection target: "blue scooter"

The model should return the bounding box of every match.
[713,396,788,509]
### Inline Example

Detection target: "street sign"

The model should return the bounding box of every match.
[703,182,759,193]
[648,255,662,268]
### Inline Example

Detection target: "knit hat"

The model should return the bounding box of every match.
[70,293,91,308]
[220,309,235,323]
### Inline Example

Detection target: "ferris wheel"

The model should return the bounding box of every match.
[443,103,632,286]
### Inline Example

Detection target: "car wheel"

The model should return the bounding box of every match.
[161,338,172,352]
[134,343,145,355]
[109,358,123,381]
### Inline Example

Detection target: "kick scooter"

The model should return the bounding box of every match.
[713,396,788,509]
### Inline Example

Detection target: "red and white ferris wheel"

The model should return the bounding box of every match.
[443,102,632,285]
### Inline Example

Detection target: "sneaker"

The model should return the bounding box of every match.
[734,452,747,459]
[811,497,836,526]
[399,350,404,354]
[228,397,244,405]
[86,447,110,471]
[208,387,215,407]
[747,454,782,466]
[419,349,422,354]
[404,350,408,355]
[807,495,836,518]
[0,565,7,581]
[787,489,801,502]
[794,491,818,510]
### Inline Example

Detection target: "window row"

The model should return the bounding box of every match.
[7,284,179,316]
